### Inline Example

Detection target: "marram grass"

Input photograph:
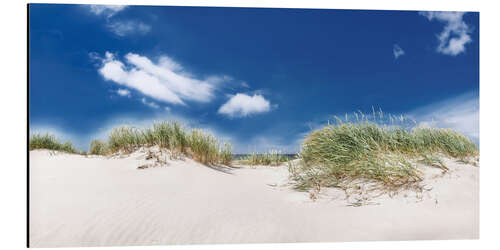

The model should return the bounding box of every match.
[239,150,292,166]
[29,133,79,154]
[103,121,233,166]
[29,122,233,166]
[289,112,478,193]
[89,139,108,155]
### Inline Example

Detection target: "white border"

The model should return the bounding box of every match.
[1,0,498,249]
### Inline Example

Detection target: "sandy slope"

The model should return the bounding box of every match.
[29,149,479,247]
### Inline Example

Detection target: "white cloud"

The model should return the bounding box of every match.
[218,93,272,117]
[88,5,127,18]
[241,81,250,88]
[419,11,472,56]
[87,5,150,36]
[116,88,131,97]
[88,51,101,61]
[141,98,159,109]
[107,20,151,36]
[97,52,224,105]
[409,92,479,144]
[393,44,405,59]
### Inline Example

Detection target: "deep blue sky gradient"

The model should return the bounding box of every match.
[29,4,479,152]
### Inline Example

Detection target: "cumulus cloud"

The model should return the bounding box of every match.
[107,20,151,36]
[218,93,272,117]
[419,11,472,56]
[88,5,127,18]
[116,88,131,97]
[393,44,405,59]
[97,52,223,105]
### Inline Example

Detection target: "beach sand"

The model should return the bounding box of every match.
[29,149,479,247]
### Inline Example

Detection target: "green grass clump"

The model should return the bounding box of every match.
[290,112,478,192]
[89,139,108,155]
[188,129,232,165]
[240,150,291,166]
[219,142,233,166]
[29,133,78,154]
[103,121,233,166]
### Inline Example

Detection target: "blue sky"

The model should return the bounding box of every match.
[29,4,479,153]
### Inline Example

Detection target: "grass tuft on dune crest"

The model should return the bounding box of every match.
[102,121,233,166]
[89,139,108,155]
[29,122,233,166]
[289,111,478,194]
[29,133,79,154]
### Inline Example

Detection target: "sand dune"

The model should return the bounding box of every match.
[29,149,479,247]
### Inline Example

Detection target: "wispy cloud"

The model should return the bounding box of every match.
[96,52,227,105]
[88,5,127,18]
[116,88,131,97]
[86,5,151,36]
[141,98,159,109]
[231,135,301,154]
[218,93,272,118]
[240,81,250,88]
[409,92,479,143]
[107,20,151,36]
[419,11,472,56]
[393,44,405,59]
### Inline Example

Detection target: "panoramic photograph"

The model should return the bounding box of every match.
[28,4,479,248]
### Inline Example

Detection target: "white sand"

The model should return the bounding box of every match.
[29,149,479,247]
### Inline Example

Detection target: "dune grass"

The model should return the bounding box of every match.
[29,122,233,165]
[29,133,79,154]
[289,111,478,194]
[100,121,233,166]
[89,139,108,155]
[239,150,292,166]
